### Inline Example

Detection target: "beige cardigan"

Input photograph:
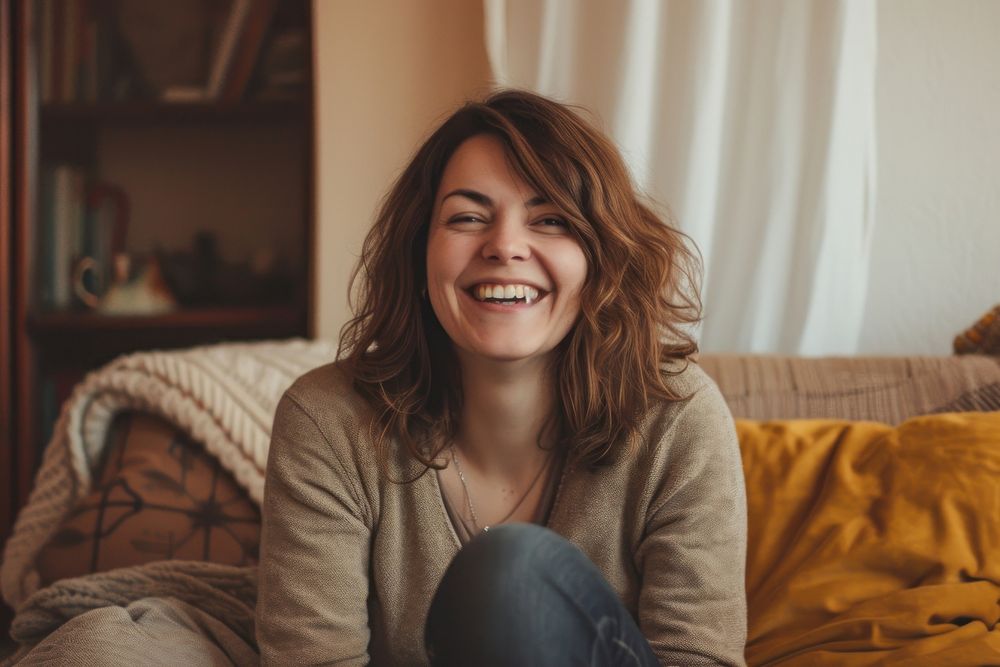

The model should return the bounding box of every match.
[256,361,747,666]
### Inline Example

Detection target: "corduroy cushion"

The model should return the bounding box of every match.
[740,411,1000,666]
[35,412,260,586]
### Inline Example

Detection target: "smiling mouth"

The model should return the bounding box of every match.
[468,283,543,305]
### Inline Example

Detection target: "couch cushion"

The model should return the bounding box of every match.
[699,355,1000,423]
[35,412,260,586]
[740,412,1000,666]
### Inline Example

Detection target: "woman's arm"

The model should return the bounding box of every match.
[637,383,748,667]
[256,392,373,666]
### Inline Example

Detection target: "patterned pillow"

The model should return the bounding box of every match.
[35,412,260,586]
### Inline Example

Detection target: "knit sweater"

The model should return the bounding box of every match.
[256,361,748,666]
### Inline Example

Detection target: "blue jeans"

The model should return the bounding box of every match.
[425,524,659,666]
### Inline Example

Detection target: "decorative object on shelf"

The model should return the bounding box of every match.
[156,231,221,306]
[158,232,294,307]
[76,181,130,302]
[74,253,178,316]
[37,170,131,311]
[68,181,177,316]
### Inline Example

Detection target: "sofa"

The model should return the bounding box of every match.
[699,353,1000,665]
[2,339,999,665]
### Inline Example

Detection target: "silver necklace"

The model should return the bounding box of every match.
[449,444,551,533]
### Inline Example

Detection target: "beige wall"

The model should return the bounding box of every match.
[858,0,1000,354]
[312,0,493,340]
[314,1,1000,353]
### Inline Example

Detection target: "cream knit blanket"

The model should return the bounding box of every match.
[0,338,337,609]
[3,561,259,666]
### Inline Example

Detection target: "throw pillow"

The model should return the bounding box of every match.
[954,303,1000,354]
[35,412,260,586]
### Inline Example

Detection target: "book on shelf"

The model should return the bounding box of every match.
[162,0,277,104]
[36,164,128,311]
[37,164,81,310]
[219,0,279,104]
[38,0,55,102]
[253,27,308,101]
[48,165,84,309]
[38,0,117,104]
[37,0,292,106]
[61,0,79,102]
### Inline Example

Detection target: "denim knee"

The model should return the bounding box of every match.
[425,524,605,665]
[433,523,585,610]
[454,523,575,581]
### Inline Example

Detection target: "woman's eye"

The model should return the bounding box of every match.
[535,217,568,229]
[448,215,486,224]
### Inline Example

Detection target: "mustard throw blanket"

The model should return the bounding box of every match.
[740,412,1000,666]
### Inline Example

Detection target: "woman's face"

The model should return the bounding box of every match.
[426,134,587,366]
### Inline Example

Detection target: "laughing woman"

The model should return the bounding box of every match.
[256,90,747,667]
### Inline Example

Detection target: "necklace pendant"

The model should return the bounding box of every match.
[451,443,551,538]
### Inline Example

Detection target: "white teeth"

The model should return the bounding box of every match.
[472,283,543,303]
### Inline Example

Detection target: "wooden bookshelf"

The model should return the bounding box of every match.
[1,0,15,578]
[28,305,304,351]
[28,305,302,333]
[40,99,307,124]
[0,0,315,627]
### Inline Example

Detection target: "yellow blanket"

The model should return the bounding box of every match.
[739,412,1000,666]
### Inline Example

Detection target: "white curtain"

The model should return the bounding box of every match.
[484,0,877,355]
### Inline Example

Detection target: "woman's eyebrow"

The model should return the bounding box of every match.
[442,189,494,208]
[441,189,549,208]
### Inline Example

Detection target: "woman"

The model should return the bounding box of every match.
[257,90,747,666]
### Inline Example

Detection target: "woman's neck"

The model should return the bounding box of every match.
[454,353,555,477]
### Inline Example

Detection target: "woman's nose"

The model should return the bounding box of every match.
[482,216,530,262]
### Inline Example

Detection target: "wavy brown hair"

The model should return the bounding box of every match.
[338,89,702,471]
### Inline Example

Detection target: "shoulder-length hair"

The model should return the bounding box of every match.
[338,89,702,471]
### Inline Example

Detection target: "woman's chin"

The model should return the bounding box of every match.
[457,342,554,366]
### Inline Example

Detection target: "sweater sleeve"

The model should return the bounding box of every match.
[256,392,373,666]
[636,382,748,667]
